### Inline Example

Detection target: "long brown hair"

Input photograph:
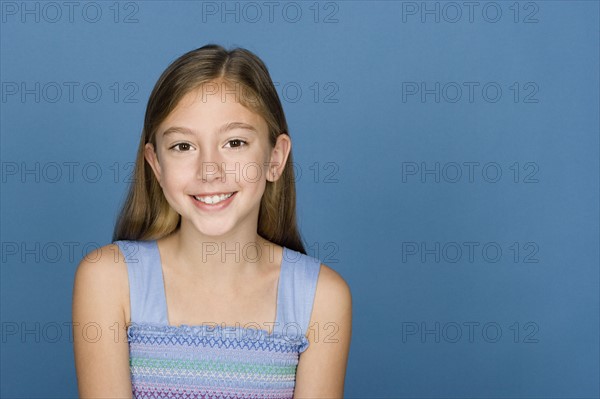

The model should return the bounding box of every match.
[112,44,306,254]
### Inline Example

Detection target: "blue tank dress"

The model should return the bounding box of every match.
[113,239,321,399]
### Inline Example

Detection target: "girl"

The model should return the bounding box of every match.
[72,44,352,398]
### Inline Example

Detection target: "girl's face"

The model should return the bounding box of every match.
[144,82,290,238]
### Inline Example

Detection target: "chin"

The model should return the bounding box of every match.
[194,223,235,238]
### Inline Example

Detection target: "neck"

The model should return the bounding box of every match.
[160,220,276,283]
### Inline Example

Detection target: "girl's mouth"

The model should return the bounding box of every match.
[190,191,237,210]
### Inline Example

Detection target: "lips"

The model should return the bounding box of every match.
[190,191,237,205]
[194,191,236,197]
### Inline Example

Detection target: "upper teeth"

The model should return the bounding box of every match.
[194,192,234,204]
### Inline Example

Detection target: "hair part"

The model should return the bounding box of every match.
[112,44,306,254]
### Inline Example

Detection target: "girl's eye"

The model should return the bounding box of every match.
[225,139,247,149]
[170,143,192,152]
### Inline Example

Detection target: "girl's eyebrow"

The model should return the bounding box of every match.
[162,122,258,137]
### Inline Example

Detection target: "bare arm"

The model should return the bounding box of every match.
[293,264,353,398]
[72,244,133,398]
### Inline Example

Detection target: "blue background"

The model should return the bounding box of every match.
[1,1,599,397]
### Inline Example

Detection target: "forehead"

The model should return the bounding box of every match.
[158,84,268,136]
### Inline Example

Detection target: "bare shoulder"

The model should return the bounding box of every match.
[73,243,130,323]
[74,243,129,289]
[72,243,133,397]
[312,262,352,324]
[75,243,128,271]
[294,261,352,397]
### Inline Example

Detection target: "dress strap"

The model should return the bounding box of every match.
[275,247,322,339]
[113,240,169,325]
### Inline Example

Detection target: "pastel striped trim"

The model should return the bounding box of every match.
[128,322,309,399]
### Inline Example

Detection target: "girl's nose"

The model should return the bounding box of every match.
[196,149,224,182]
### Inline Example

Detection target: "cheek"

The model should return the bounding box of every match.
[160,161,194,189]
[230,151,268,185]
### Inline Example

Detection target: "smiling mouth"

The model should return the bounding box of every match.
[191,192,237,205]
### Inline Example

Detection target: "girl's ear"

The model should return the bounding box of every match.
[267,134,291,182]
[144,143,162,185]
